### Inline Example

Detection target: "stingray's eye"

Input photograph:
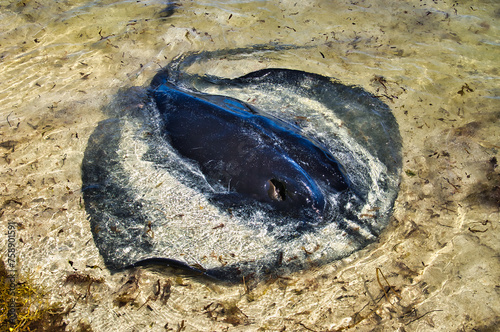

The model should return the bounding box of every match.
[267,179,287,201]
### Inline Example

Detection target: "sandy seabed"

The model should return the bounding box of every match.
[0,0,498,331]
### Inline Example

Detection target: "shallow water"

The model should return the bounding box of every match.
[1,0,499,331]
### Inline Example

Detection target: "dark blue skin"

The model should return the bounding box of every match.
[151,72,349,218]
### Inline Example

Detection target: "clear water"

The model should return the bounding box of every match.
[0,0,498,331]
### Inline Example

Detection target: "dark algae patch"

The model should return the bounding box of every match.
[0,259,66,331]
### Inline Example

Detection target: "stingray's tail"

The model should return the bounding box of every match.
[154,43,313,86]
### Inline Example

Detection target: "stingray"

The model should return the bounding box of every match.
[150,69,351,226]
[82,48,402,281]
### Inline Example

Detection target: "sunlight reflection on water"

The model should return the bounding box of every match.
[0,0,498,331]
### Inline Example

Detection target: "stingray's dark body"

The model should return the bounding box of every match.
[82,63,402,281]
[150,70,349,219]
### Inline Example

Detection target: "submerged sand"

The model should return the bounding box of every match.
[0,0,498,330]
